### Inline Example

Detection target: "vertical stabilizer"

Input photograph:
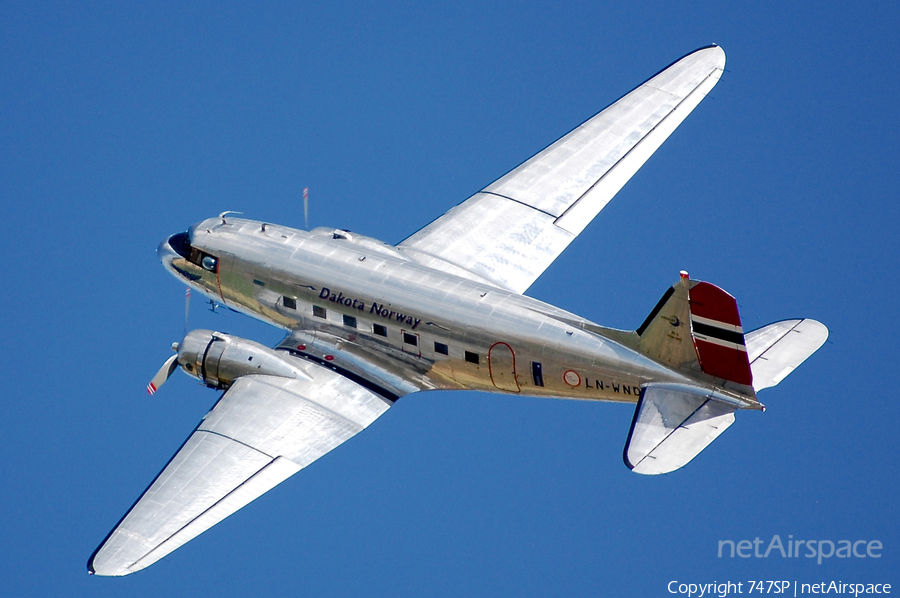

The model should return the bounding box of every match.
[637,274,697,369]
[637,275,754,394]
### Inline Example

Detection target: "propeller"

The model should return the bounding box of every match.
[184,287,191,337]
[147,343,180,395]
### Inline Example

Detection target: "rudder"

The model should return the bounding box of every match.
[688,281,753,387]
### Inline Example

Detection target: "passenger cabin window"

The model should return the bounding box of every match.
[343,314,357,328]
[434,342,449,355]
[283,297,297,310]
[403,333,418,346]
[465,351,479,364]
[373,324,387,337]
[531,361,544,387]
[313,305,327,319]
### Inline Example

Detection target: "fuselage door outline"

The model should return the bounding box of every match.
[488,342,520,393]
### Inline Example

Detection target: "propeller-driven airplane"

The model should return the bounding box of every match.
[88,45,828,576]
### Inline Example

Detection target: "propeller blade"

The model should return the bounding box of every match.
[147,354,178,395]
[303,186,309,230]
[184,287,191,337]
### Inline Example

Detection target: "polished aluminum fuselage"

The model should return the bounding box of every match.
[160,217,691,402]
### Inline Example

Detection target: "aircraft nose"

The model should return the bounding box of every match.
[159,232,195,280]
[159,232,191,262]
[158,236,177,266]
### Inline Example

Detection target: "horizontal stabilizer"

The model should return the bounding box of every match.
[745,319,828,392]
[624,383,738,475]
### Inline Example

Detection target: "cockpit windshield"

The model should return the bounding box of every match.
[168,232,192,260]
[167,231,218,272]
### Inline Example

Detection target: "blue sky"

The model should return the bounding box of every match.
[1,1,897,596]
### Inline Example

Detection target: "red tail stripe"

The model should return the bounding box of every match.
[689,281,742,327]
[689,281,753,386]
[693,339,753,386]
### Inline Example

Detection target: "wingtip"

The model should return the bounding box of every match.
[693,44,726,68]
[86,553,98,576]
[87,532,135,576]
[86,554,133,577]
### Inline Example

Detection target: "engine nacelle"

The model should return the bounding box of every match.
[177,329,310,390]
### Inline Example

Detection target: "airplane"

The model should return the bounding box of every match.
[88,45,828,576]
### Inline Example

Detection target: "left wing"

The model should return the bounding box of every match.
[88,371,390,576]
[398,46,726,293]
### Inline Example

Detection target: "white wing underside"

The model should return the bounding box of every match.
[624,383,737,475]
[89,371,390,576]
[398,46,726,293]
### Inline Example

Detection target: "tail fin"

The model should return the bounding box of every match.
[637,273,754,395]
[625,277,829,475]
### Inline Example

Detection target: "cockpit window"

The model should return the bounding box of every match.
[169,231,219,273]
[168,232,192,260]
[201,256,218,271]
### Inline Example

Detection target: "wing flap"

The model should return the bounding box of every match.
[89,370,390,576]
[624,383,737,475]
[398,46,725,293]
[745,319,828,391]
[399,194,573,291]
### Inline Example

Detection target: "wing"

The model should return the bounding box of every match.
[88,371,391,576]
[398,46,726,293]
[745,319,829,392]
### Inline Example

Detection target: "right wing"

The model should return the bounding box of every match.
[88,370,391,576]
[399,46,726,293]
[745,319,829,391]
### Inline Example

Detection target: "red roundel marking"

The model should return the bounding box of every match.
[296,344,307,351]
[325,355,334,361]
[563,369,581,387]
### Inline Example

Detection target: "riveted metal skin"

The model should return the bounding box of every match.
[93,47,829,578]
[160,218,716,406]
[176,330,313,391]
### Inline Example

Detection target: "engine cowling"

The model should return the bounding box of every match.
[177,329,311,390]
